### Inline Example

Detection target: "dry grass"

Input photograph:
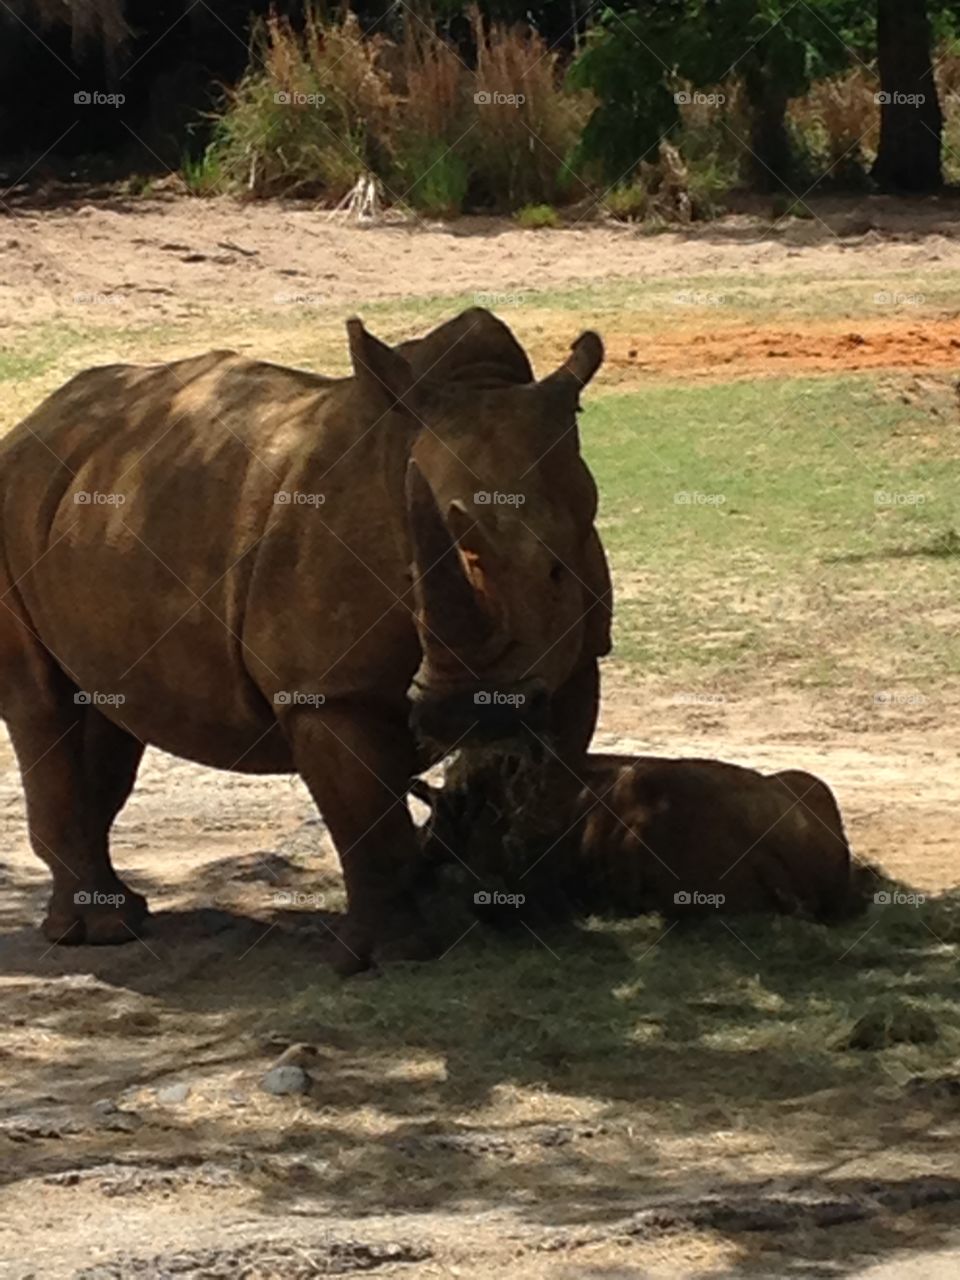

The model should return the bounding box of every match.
[465,6,593,209]
[210,10,398,199]
[395,23,465,139]
[205,5,592,212]
[789,67,880,177]
[788,43,960,183]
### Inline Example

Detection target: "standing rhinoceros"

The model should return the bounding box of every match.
[0,308,609,970]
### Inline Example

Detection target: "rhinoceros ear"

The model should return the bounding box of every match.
[347,318,415,414]
[541,331,604,393]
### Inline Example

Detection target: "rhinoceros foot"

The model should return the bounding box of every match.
[42,883,149,946]
[329,904,439,976]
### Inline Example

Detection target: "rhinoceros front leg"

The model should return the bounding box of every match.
[7,702,148,945]
[283,704,436,973]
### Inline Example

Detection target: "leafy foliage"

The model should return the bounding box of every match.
[569,0,876,184]
[568,8,681,182]
[394,135,470,216]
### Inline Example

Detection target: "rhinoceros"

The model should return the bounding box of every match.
[572,755,870,919]
[416,753,873,924]
[0,308,609,970]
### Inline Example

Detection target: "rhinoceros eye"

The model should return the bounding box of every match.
[549,561,566,585]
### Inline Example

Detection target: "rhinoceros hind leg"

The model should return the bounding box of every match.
[7,700,148,945]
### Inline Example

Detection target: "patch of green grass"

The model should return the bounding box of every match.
[428,267,960,328]
[0,326,96,383]
[181,148,227,196]
[0,351,54,382]
[582,375,960,682]
[771,194,815,219]
[123,173,157,197]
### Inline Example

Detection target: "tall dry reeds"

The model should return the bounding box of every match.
[204,5,592,213]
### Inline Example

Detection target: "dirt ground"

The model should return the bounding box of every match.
[1,196,959,1279]
[4,192,960,380]
[2,684,959,1280]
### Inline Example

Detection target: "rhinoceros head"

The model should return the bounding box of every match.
[347,311,607,749]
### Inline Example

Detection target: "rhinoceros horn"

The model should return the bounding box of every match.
[405,461,494,654]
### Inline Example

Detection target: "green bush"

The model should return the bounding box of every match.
[603,182,649,221]
[567,10,679,184]
[515,203,560,229]
[394,134,470,216]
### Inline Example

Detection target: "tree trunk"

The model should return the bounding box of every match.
[743,67,791,190]
[872,0,942,192]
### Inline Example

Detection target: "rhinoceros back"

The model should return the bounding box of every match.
[0,351,405,771]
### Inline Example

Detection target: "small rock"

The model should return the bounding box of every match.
[261,1064,311,1096]
[401,1131,515,1156]
[54,973,105,991]
[839,216,876,238]
[92,1099,119,1116]
[156,1082,192,1105]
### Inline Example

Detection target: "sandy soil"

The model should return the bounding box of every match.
[1,198,959,1279]
[2,192,960,343]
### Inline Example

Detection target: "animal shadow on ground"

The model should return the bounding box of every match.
[1,834,959,1278]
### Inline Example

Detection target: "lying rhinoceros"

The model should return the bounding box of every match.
[415,752,875,923]
[0,308,610,970]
